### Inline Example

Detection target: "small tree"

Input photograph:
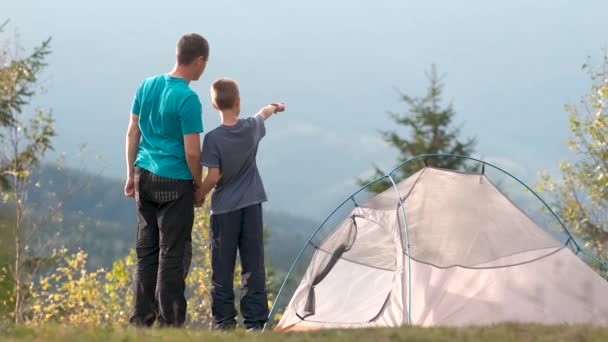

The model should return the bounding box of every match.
[539,54,608,270]
[0,21,55,323]
[358,65,476,193]
[29,248,135,325]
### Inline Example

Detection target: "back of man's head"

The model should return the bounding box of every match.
[177,33,209,65]
[211,78,240,110]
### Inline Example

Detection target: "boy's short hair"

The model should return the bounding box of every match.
[211,79,240,110]
[177,33,209,65]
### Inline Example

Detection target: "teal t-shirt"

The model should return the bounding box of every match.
[131,74,203,180]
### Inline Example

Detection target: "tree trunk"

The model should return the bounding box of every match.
[13,188,23,324]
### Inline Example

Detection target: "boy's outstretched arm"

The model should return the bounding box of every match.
[200,167,221,200]
[254,102,286,120]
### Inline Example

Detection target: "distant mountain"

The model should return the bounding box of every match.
[4,164,317,274]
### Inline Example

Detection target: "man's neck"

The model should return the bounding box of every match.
[220,110,239,126]
[168,64,192,83]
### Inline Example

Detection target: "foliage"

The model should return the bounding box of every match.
[538,54,608,275]
[358,65,476,193]
[29,249,134,324]
[26,203,278,327]
[0,20,55,323]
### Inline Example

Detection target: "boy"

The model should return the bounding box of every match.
[199,78,286,330]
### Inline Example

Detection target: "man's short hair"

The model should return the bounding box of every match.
[177,33,209,65]
[211,79,240,110]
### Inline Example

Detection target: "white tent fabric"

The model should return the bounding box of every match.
[276,167,608,331]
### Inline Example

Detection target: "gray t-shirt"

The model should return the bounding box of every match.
[201,114,267,215]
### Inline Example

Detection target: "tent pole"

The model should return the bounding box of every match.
[388,173,412,325]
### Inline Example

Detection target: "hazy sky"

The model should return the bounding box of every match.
[5,0,608,219]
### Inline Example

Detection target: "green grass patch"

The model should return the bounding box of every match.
[0,323,607,341]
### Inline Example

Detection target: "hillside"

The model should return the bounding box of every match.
[0,164,316,274]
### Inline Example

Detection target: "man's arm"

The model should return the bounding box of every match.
[184,133,203,189]
[124,113,140,197]
[200,167,221,197]
[254,102,286,120]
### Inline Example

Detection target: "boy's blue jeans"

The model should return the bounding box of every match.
[210,203,269,330]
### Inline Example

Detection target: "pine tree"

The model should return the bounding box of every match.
[359,65,476,193]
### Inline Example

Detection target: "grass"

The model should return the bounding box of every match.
[1,323,607,342]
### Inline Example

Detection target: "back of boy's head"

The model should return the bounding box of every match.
[211,78,240,110]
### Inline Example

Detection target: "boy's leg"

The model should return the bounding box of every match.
[238,204,269,330]
[130,167,160,327]
[153,176,194,327]
[210,210,241,330]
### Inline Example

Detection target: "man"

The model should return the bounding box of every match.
[124,33,208,327]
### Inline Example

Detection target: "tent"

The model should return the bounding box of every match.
[270,155,608,331]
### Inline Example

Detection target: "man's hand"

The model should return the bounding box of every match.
[194,186,205,207]
[124,177,135,198]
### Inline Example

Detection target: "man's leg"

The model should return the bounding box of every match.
[154,177,194,327]
[130,168,160,327]
[184,232,192,279]
[238,204,269,330]
[210,210,241,330]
